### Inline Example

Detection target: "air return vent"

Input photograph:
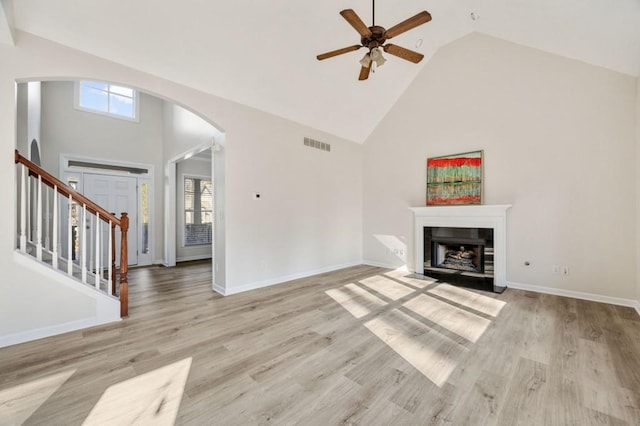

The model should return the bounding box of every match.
[304,137,331,152]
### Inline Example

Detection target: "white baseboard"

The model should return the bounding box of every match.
[0,316,120,349]
[508,281,639,311]
[219,261,362,296]
[362,259,404,269]
[212,283,225,296]
[177,255,212,263]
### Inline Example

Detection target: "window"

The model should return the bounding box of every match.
[75,81,139,121]
[184,176,213,246]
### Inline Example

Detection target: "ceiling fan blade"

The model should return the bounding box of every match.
[384,11,432,39]
[317,45,362,61]
[358,65,371,81]
[383,44,425,63]
[340,9,372,37]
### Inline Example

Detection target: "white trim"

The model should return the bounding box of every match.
[362,259,403,269]
[634,301,640,317]
[0,316,120,349]
[60,153,154,178]
[218,261,361,296]
[213,282,226,295]
[177,254,212,263]
[508,280,639,310]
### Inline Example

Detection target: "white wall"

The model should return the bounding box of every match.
[363,33,637,300]
[39,81,165,261]
[1,31,362,340]
[16,81,27,155]
[636,78,640,307]
[176,155,212,262]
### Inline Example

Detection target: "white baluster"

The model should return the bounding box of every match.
[95,212,101,289]
[26,174,31,243]
[45,186,50,250]
[52,187,58,269]
[67,195,73,276]
[36,176,43,261]
[81,204,87,284]
[19,165,27,253]
[108,220,113,295]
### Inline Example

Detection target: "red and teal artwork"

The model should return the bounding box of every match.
[426,150,483,205]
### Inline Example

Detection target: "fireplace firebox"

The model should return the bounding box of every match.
[424,227,497,292]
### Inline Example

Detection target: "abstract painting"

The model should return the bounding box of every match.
[426,150,483,205]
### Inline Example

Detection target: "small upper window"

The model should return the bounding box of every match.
[75,81,139,121]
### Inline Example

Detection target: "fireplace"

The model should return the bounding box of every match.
[410,205,511,293]
[432,239,484,273]
[424,227,494,291]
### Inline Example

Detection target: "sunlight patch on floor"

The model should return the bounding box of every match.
[404,294,491,343]
[360,275,415,300]
[0,369,76,425]
[384,268,437,289]
[326,272,505,388]
[427,283,506,317]
[364,309,467,387]
[325,284,387,319]
[82,357,192,426]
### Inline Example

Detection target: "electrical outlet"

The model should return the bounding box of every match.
[552,265,560,274]
[562,266,570,276]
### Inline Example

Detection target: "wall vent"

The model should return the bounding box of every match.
[303,137,330,152]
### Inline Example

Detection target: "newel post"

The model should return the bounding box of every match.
[119,212,129,317]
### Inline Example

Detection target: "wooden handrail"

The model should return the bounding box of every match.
[15,150,121,227]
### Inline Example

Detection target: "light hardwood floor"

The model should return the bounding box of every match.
[0,262,639,425]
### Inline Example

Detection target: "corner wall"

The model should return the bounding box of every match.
[363,33,637,301]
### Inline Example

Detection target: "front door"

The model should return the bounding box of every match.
[84,173,138,265]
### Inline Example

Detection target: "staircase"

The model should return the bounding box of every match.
[14,150,129,317]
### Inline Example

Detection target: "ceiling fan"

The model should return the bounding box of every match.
[317,0,432,80]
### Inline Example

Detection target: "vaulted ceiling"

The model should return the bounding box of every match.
[3,0,640,142]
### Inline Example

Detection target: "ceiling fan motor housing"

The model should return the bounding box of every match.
[361,26,387,49]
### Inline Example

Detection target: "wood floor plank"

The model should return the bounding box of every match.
[0,261,638,425]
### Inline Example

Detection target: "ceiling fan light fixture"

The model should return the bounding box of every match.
[359,53,372,67]
[370,47,386,67]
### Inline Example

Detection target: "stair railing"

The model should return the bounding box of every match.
[14,150,129,317]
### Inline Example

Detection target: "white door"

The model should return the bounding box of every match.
[84,173,138,265]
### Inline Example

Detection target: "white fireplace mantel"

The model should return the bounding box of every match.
[409,204,512,290]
